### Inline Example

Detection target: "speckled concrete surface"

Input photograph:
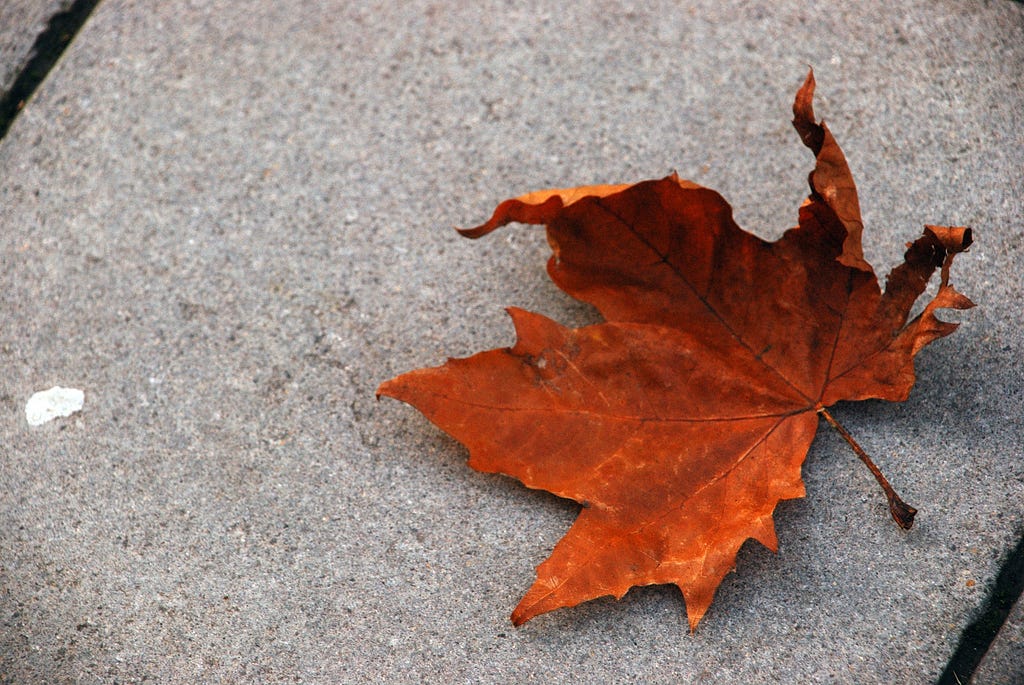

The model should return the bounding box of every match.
[1,1,1022,682]
[0,0,73,95]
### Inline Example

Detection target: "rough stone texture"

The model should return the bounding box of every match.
[976,596,1024,685]
[0,0,73,96]
[0,1,1021,682]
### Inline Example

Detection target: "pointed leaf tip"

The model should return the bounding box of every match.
[458,184,635,238]
[792,69,823,155]
[790,69,870,272]
[457,195,564,239]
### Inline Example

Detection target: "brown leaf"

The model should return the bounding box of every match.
[377,70,974,630]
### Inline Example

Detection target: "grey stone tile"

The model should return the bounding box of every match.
[1,1,1022,682]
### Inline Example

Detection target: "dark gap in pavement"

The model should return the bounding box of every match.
[0,0,101,140]
[937,530,1024,684]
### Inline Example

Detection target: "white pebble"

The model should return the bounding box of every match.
[25,386,85,426]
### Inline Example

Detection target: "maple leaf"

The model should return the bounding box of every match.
[377,71,974,630]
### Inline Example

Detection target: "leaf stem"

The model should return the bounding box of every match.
[817,407,917,529]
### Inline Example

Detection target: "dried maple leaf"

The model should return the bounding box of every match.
[377,71,974,630]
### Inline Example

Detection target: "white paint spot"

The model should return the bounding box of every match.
[25,386,85,426]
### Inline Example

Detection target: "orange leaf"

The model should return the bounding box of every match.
[377,70,974,630]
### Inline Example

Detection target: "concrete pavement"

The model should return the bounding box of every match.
[1,1,1022,682]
